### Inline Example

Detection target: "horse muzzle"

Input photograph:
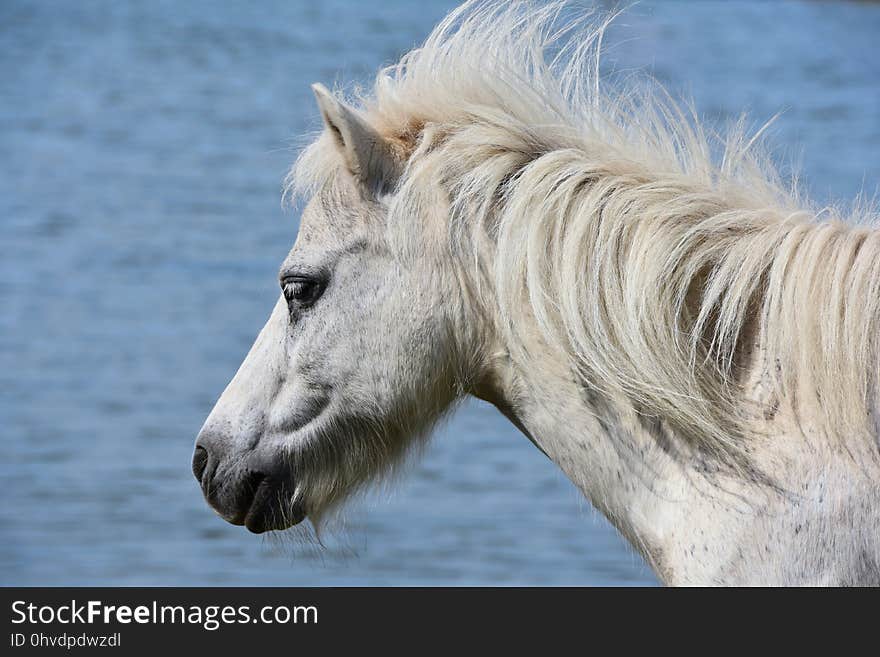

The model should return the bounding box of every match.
[192,436,305,533]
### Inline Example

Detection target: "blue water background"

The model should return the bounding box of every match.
[1,1,878,585]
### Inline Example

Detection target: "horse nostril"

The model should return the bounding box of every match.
[192,445,209,483]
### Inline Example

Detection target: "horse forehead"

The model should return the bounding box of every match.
[297,186,367,247]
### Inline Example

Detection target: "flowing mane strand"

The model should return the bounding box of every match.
[289,0,880,461]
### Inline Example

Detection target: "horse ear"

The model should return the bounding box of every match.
[311,83,398,192]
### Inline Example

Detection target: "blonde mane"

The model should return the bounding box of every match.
[289,0,880,461]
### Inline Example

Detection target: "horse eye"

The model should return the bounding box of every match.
[281,276,325,309]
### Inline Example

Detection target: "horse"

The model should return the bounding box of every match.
[193,0,880,585]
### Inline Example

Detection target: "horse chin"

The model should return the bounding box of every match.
[238,475,306,534]
[243,494,306,534]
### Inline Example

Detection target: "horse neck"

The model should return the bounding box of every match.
[473,327,880,585]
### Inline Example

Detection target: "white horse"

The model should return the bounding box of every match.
[193,1,880,585]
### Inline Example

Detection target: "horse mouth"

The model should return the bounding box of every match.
[216,471,306,534]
